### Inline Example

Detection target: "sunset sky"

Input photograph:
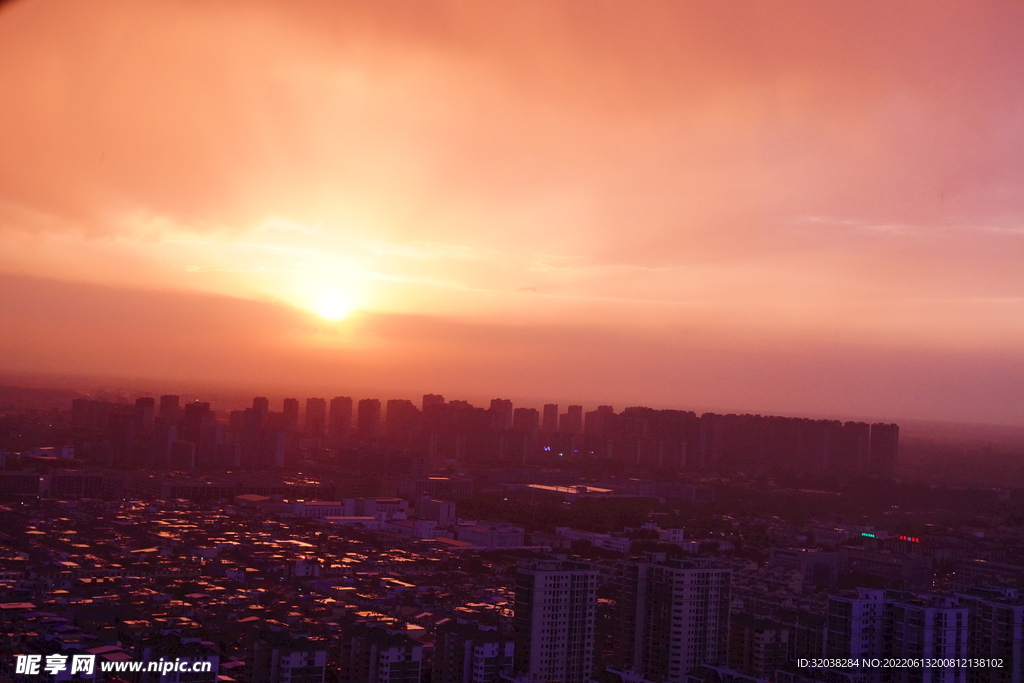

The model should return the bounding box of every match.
[2,0,1024,424]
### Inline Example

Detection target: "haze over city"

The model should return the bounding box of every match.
[3,0,1024,425]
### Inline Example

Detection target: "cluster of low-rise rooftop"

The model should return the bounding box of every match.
[0,495,530,682]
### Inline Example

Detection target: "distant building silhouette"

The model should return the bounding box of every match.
[386,399,419,441]
[584,405,615,435]
[180,401,211,445]
[489,398,514,431]
[329,396,353,439]
[357,399,381,440]
[282,398,299,430]
[542,403,559,432]
[60,387,901,479]
[305,397,327,436]
[869,423,899,476]
[560,404,583,434]
[134,397,155,433]
[512,407,539,433]
[159,394,180,421]
[422,393,445,411]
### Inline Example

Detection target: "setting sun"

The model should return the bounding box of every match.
[313,292,356,321]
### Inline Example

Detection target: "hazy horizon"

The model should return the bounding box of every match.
[9,366,1024,440]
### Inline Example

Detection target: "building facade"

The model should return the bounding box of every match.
[513,558,597,683]
[615,554,732,682]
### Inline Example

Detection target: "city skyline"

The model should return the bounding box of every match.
[0,372,1008,441]
[5,373,919,434]
[4,1,1024,427]
[63,388,900,480]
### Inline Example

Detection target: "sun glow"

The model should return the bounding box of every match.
[313,292,356,320]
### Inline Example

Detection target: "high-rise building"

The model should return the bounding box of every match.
[512,408,539,433]
[159,394,181,421]
[252,396,270,413]
[148,420,178,468]
[236,407,265,469]
[888,595,967,683]
[614,554,731,682]
[955,587,1024,683]
[698,413,725,470]
[180,401,212,445]
[808,590,969,683]
[346,622,423,683]
[839,421,871,474]
[71,397,94,428]
[264,429,287,468]
[329,396,353,439]
[417,495,456,526]
[489,399,514,431]
[423,394,445,411]
[584,406,616,435]
[434,619,514,683]
[825,588,886,660]
[728,614,789,680]
[134,397,155,433]
[513,558,597,683]
[246,405,266,429]
[387,399,420,438]
[252,630,327,683]
[560,405,583,434]
[107,411,138,468]
[305,397,327,435]
[868,423,899,475]
[773,609,825,664]
[282,398,300,430]
[542,404,559,433]
[357,399,381,440]
[170,440,196,469]
[180,401,219,467]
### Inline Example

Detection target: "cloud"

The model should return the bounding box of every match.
[360,240,497,261]
[259,217,323,235]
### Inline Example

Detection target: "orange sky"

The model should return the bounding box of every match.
[2,0,1024,424]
